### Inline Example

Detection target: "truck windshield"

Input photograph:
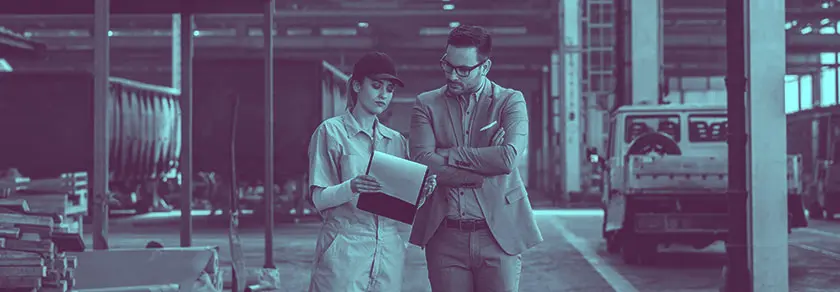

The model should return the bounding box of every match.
[624,115,681,143]
[688,114,728,142]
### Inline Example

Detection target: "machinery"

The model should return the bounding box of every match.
[0,57,327,214]
[592,104,807,265]
[787,106,840,220]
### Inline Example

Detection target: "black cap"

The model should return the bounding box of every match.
[352,52,404,87]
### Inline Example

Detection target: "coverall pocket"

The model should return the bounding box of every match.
[314,232,345,267]
[504,188,527,204]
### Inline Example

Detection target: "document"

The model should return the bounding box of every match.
[357,151,430,225]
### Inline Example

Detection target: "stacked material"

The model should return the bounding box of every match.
[0,202,81,292]
[67,247,221,292]
[0,172,88,235]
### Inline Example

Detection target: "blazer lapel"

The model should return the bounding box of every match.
[444,95,465,145]
[469,82,497,147]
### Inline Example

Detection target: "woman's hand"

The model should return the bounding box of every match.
[418,174,437,208]
[350,175,382,193]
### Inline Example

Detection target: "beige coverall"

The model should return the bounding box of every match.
[307,112,411,292]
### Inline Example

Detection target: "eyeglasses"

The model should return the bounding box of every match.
[440,58,487,78]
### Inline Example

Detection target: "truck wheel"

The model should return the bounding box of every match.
[606,234,620,254]
[621,238,657,266]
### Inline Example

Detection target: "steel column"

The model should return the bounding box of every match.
[541,65,550,192]
[745,0,789,289]
[630,0,662,104]
[812,71,822,107]
[263,0,276,269]
[179,3,195,248]
[614,0,628,108]
[92,0,110,250]
[549,52,562,201]
[559,0,583,197]
[723,0,750,289]
[171,14,181,92]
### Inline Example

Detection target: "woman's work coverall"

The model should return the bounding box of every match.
[307,112,411,292]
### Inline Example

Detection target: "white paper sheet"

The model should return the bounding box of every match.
[367,151,428,205]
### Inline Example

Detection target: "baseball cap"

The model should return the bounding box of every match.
[352,51,404,87]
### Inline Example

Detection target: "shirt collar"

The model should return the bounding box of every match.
[446,77,491,101]
[341,112,394,140]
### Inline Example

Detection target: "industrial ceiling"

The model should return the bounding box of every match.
[1,0,839,79]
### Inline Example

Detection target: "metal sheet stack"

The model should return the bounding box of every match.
[0,202,80,291]
[1,172,88,235]
[0,171,86,292]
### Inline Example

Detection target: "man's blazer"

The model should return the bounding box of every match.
[408,80,543,255]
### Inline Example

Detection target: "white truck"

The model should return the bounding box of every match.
[592,104,808,265]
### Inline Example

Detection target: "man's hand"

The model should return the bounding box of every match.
[490,127,506,146]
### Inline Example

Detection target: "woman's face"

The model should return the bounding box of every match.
[353,77,396,116]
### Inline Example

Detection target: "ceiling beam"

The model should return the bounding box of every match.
[6,47,552,72]
[3,0,272,14]
[0,27,46,58]
[1,7,834,26]
[0,12,548,30]
[30,34,558,51]
[0,1,552,16]
[21,33,840,53]
[12,62,827,79]
[663,7,840,21]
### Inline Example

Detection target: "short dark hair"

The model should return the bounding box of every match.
[447,25,493,61]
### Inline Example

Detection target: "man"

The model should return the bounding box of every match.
[409,25,543,292]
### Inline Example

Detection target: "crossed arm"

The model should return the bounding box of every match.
[409,93,530,187]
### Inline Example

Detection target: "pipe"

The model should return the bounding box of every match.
[263,0,276,270]
[92,0,110,250]
[179,0,195,248]
[724,0,750,290]
[613,0,627,110]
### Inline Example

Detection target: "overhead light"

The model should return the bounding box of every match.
[443,4,455,10]
[0,59,12,72]
[193,30,200,37]
[358,22,369,28]
[321,28,358,36]
[107,30,113,37]
[449,22,460,28]
[800,26,813,34]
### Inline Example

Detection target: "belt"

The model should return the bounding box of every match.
[444,218,489,232]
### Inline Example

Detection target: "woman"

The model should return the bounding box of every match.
[307,52,436,292]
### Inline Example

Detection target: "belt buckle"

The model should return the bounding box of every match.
[459,220,474,232]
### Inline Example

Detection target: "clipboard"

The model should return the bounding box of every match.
[356,151,430,225]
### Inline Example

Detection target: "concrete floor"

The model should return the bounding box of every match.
[81,209,840,292]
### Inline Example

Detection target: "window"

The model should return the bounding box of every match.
[624,115,681,143]
[688,114,728,142]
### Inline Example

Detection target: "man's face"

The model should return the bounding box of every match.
[441,45,490,96]
[353,77,396,116]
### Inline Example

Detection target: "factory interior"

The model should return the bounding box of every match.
[2,0,840,291]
